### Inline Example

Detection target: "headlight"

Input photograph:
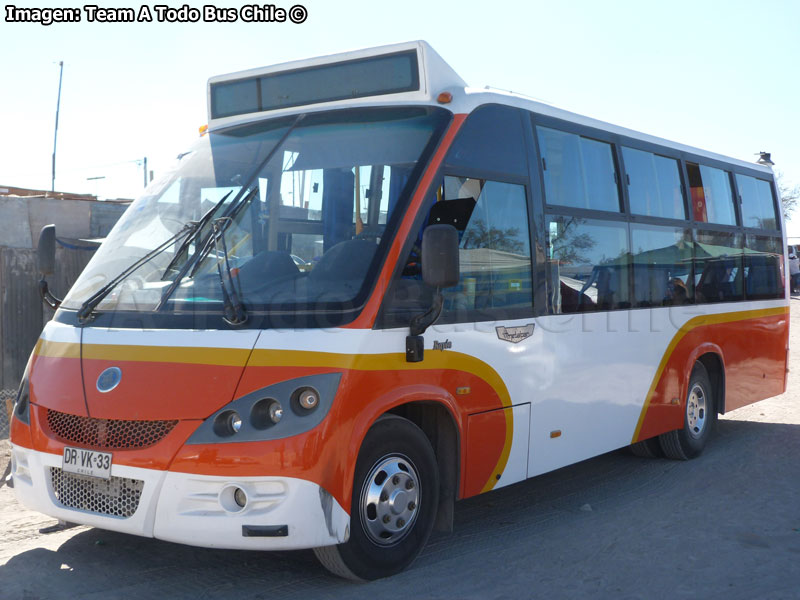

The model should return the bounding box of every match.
[187,373,341,444]
[251,399,282,428]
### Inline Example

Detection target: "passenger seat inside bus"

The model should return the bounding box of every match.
[237,250,301,292]
[308,239,377,284]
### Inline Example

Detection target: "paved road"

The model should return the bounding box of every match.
[2,303,799,599]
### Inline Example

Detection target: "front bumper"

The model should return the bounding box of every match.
[10,445,349,550]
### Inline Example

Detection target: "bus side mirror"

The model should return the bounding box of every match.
[37,224,61,309]
[38,224,56,277]
[407,225,460,362]
[421,224,459,289]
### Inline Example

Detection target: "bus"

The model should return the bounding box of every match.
[9,41,788,580]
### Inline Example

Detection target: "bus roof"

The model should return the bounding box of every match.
[207,41,771,176]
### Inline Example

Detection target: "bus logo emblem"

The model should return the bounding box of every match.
[496,324,534,343]
[96,367,122,393]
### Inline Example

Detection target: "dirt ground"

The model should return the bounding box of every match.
[2,304,800,600]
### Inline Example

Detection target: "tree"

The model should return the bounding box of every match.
[549,216,596,265]
[777,171,800,220]
[461,219,525,254]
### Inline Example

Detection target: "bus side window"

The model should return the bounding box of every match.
[694,230,743,303]
[546,216,631,313]
[380,177,533,327]
[687,163,737,226]
[630,224,693,307]
[437,177,533,322]
[744,234,783,300]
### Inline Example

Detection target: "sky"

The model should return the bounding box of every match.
[2,0,799,233]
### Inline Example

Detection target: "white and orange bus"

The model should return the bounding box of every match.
[9,41,788,580]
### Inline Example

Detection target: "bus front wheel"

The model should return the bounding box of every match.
[659,361,716,460]
[313,414,439,580]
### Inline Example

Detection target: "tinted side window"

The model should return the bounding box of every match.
[744,234,783,299]
[547,216,630,312]
[537,126,621,212]
[446,105,527,177]
[736,174,778,230]
[687,163,737,226]
[622,147,685,220]
[631,225,693,306]
[694,230,743,303]
[438,178,533,321]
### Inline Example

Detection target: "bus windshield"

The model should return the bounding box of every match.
[60,107,449,321]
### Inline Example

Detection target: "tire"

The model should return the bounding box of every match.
[659,361,716,460]
[313,414,439,581]
[629,436,663,458]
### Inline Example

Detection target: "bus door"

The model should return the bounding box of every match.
[383,173,537,497]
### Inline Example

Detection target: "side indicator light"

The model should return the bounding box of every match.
[199,124,208,136]
[456,386,471,395]
[437,92,453,104]
[550,430,562,439]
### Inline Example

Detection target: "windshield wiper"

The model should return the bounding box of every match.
[76,221,198,322]
[161,190,234,278]
[209,217,247,326]
[188,185,260,279]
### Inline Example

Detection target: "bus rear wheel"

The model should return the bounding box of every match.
[659,361,716,460]
[313,414,439,580]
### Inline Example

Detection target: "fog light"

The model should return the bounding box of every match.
[297,388,319,410]
[220,483,248,513]
[269,402,283,424]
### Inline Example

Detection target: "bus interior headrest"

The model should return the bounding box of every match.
[428,197,476,232]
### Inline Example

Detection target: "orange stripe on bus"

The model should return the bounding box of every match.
[36,337,514,494]
[248,348,514,493]
[631,306,789,443]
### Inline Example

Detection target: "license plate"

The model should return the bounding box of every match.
[62,446,113,479]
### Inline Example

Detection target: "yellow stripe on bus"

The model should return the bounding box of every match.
[34,339,80,360]
[34,339,250,366]
[82,344,251,366]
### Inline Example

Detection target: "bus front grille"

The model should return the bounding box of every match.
[46,409,178,450]
[49,467,144,518]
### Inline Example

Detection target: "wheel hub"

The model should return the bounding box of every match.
[360,455,420,546]
[686,383,707,439]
